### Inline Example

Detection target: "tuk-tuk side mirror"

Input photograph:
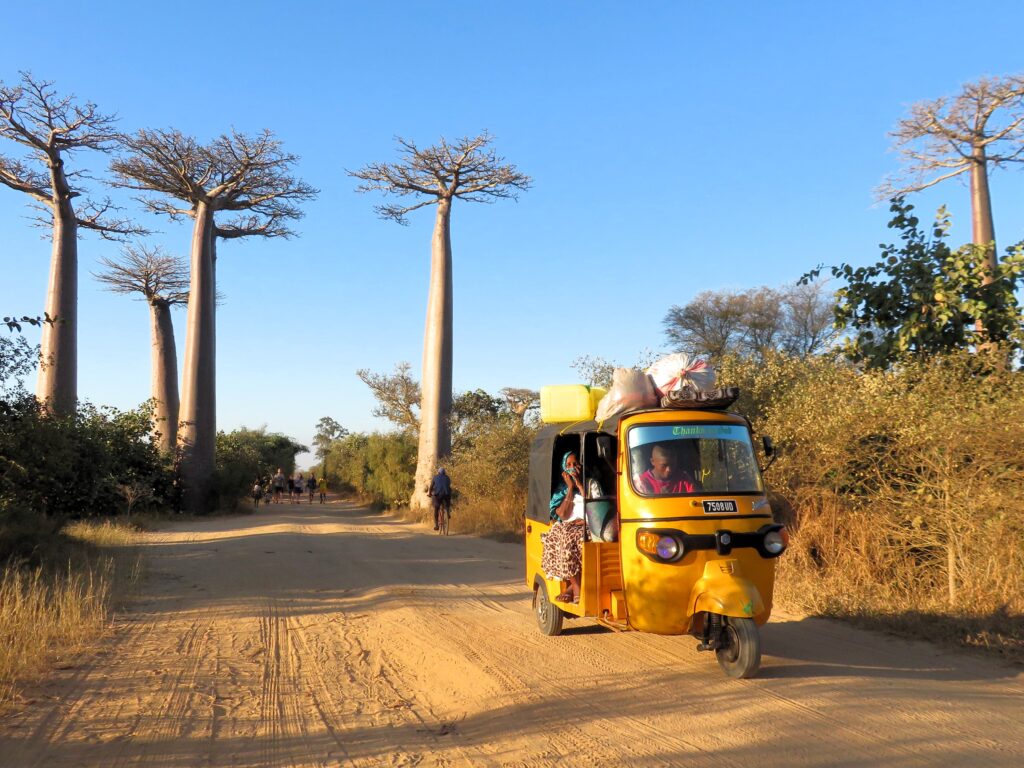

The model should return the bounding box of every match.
[761,435,777,472]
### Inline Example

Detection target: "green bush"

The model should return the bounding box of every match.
[214,427,307,510]
[0,396,174,522]
[449,418,536,537]
[326,431,416,507]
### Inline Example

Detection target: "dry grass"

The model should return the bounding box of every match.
[773,490,1024,665]
[0,519,141,711]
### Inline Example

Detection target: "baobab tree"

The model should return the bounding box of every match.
[111,128,317,512]
[0,72,142,416]
[880,75,1024,300]
[94,245,189,454]
[351,133,531,509]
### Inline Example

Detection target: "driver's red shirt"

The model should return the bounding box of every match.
[638,469,697,495]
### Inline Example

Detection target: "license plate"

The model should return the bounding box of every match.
[702,499,738,514]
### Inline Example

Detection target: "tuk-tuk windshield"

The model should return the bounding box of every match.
[627,423,764,496]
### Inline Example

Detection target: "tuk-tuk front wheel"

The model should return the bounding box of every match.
[715,617,761,679]
[535,582,564,636]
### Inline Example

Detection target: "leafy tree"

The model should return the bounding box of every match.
[0,335,37,398]
[0,73,143,415]
[325,431,416,506]
[351,133,531,509]
[451,388,506,452]
[499,387,540,424]
[356,363,420,433]
[807,199,1024,368]
[313,416,348,478]
[663,282,837,361]
[111,129,317,513]
[94,245,189,454]
[0,398,173,521]
[215,427,307,509]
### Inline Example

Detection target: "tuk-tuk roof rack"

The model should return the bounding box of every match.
[659,386,740,411]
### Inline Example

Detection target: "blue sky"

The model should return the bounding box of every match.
[3,2,1024,465]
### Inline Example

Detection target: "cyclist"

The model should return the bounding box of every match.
[428,467,452,531]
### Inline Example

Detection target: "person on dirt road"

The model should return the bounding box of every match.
[318,476,328,504]
[273,469,286,504]
[428,467,452,530]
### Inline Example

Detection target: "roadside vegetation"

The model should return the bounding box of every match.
[0,517,141,710]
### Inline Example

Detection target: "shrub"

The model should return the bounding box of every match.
[0,397,174,522]
[326,431,416,507]
[449,418,536,538]
[214,427,307,511]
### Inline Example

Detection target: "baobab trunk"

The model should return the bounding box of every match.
[178,204,217,513]
[37,179,78,416]
[969,146,1000,351]
[149,298,180,455]
[412,197,453,509]
[970,145,997,276]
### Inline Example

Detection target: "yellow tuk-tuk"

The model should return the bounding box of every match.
[525,405,786,678]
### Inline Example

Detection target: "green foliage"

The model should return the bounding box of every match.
[0,336,36,398]
[449,418,538,536]
[451,389,513,453]
[325,431,416,506]
[214,427,307,510]
[811,199,1024,367]
[355,363,420,433]
[0,397,174,521]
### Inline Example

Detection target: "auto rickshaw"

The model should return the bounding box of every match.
[525,401,786,678]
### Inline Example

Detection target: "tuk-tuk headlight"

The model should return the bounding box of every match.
[637,530,685,562]
[656,536,680,560]
[763,528,788,556]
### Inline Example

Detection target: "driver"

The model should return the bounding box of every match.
[637,443,699,494]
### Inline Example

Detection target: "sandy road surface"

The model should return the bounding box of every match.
[1,500,1022,767]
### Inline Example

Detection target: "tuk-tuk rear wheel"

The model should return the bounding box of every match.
[715,617,761,679]
[535,583,564,636]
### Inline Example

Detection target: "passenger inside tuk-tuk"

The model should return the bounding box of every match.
[542,450,605,604]
[636,442,701,495]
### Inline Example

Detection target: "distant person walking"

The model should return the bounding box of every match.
[318,476,327,504]
[287,475,295,502]
[273,469,286,504]
[427,467,452,531]
[252,478,263,510]
[307,474,316,503]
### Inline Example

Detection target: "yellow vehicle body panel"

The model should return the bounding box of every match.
[616,410,775,634]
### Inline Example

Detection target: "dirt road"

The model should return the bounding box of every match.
[1,501,1021,767]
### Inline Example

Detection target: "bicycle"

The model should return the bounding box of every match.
[436,497,451,536]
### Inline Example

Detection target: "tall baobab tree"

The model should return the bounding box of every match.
[94,245,189,454]
[880,75,1024,298]
[0,72,142,416]
[351,133,531,509]
[111,129,317,512]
